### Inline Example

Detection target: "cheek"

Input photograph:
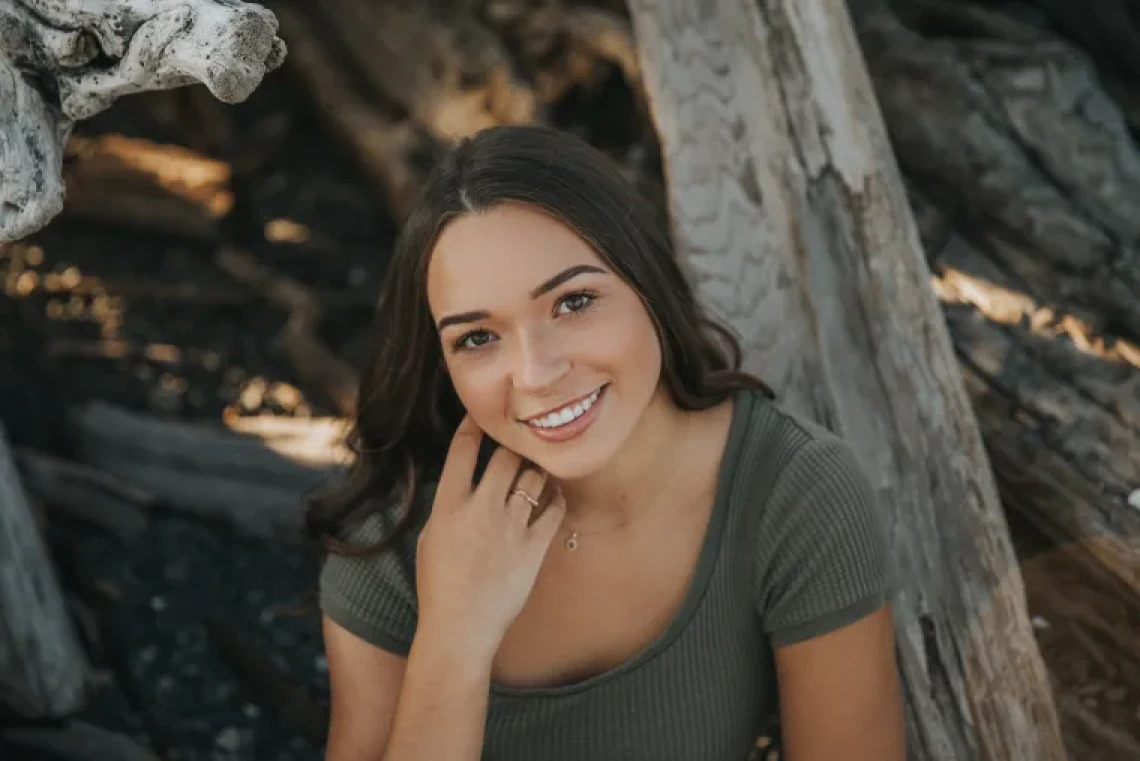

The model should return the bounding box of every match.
[444,357,509,421]
[602,302,661,376]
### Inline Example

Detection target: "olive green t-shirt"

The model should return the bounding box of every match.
[319,389,895,760]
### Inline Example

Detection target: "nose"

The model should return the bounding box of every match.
[512,327,571,394]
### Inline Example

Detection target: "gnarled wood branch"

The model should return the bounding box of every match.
[0,0,285,241]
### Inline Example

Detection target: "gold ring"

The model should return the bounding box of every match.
[510,488,540,508]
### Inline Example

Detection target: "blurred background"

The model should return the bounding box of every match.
[1,1,1139,760]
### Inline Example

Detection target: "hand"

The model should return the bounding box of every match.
[414,415,566,662]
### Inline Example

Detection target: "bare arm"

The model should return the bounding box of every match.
[323,415,564,761]
[774,603,906,761]
[322,617,406,761]
[382,628,494,761]
[323,617,493,761]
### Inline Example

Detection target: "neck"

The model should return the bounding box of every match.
[557,385,695,528]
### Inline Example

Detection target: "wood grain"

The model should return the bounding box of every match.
[627,1,1066,759]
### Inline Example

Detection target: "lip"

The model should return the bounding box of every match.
[519,384,607,444]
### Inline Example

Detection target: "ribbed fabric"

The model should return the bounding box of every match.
[319,389,894,760]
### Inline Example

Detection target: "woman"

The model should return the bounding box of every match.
[309,125,906,761]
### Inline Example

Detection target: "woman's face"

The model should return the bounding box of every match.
[426,202,663,480]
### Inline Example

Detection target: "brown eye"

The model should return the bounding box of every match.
[454,330,495,352]
[555,290,596,316]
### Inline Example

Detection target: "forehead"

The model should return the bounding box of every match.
[426,203,605,314]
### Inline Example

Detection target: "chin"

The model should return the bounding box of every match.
[508,418,630,482]
[526,447,612,482]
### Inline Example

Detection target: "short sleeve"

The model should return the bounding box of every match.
[755,437,894,648]
[319,506,420,656]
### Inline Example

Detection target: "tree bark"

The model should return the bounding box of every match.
[0,421,90,718]
[627,1,1065,760]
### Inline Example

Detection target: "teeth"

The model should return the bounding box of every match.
[530,387,601,429]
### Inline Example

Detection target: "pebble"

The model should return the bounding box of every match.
[216,727,243,753]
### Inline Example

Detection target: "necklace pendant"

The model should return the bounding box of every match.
[565,532,579,551]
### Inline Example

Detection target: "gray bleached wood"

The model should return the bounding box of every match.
[68,401,351,539]
[0,420,90,718]
[16,448,154,543]
[627,1,1066,760]
[0,0,285,241]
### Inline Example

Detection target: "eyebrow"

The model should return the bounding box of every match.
[436,264,608,331]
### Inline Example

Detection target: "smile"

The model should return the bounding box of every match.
[527,387,602,428]
[520,384,608,442]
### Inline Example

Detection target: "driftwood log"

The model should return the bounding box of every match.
[16,448,154,543]
[57,133,234,241]
[0,421,90,719]
[626,2,1066,760]
[0,0,285,241]
[859,0,1140,602]
[67,401,351,539]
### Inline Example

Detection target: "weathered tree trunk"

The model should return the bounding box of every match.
[627,1,1065,760]
[0,421,90,718]
[0,0,285,241]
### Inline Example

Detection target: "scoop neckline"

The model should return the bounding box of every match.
[488,389,755,699]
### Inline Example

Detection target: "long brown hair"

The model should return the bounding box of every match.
[305,125,773,554]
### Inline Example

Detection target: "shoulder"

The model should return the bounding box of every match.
[727,393,894,647]
[317,483,437,655]
[727,390,857,500]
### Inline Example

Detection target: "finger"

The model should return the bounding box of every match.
[476,443,522,501]
[435,414,482,507]
[506,467,548,525]
[527,485,566,548]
